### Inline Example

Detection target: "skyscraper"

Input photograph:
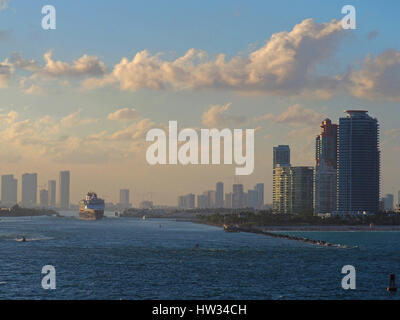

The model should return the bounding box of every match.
[197,194,207,209]
[59,170,70,209]
[48,180,56,207]
[232,184,244,208]
[273,146,291,213]
[273,145,290,168]
[337,110,380,214]
[315,119,338,214]
[178,193,195,209]
[248,189,257,208]
[40,189,49,207]
[21,173,37,207]
[215,182,224,208]
[273,166,292,214]
[1,174,18,206]
[273,166,314,215]
[398,190,400,207]
[255,183,264,210]
[224,192,232,208]
[119,189,130,208]
[382,194,394,211]
[291,167,314,215]
[207,190,216,208]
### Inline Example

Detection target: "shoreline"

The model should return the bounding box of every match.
[191,220,400,232]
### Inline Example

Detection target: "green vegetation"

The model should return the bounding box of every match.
[197,210,400,227]
[0,204,58,217]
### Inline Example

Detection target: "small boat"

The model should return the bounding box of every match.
[223,224,240,232]
[16,237,26,242]
[142,215,146,220]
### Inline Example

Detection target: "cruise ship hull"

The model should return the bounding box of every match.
[79,209,104,220]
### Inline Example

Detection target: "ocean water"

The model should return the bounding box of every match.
[0,212,399,300]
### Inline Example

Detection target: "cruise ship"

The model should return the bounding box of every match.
[79,192,105,220]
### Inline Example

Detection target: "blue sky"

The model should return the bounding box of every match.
[0,0,399,205]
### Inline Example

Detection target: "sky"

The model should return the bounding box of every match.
[0,0,399,205]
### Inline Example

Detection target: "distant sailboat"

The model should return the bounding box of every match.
[142,215,146,220]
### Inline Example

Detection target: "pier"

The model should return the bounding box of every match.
[237,226,357,249]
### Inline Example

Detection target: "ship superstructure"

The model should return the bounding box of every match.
[79,192,105,220]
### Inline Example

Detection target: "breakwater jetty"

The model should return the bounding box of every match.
[237,226,357,249]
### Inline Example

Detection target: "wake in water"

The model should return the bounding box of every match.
[15,236,54,242]
[0,234,54,242]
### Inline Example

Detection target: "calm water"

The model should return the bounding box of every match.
[0,212,399,300]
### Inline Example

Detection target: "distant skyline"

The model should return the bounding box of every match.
[0,1,400,205]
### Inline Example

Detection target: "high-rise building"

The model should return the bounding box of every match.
[224,192,232,208]
[207,190,216,208]
[273,145,290,168]
[248,189,257,209]
[39,189,49,207]
[197,194,207,209]
[21,173,37,207]
[337,110,380,214]
[273,166,314,215]
[215,182,224,208]
[59,170,70,209]
[291,167,314,215]
[48,180,56,207]
[273,166,292,214]
[255,183,264,209]
[315,119,338,214]
[382,194,394,211]
[178,193,195,209]
[1,174,18,206]
[396,191,400,213]
[119,189,131,208]
[232,184,244,208]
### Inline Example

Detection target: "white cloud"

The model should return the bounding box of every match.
[0,59,13,87]
[84,18,345,98]
[348,50,400,101]
[255,104,324,126]
[107,108,139,121]
[60,110,99,128]
[42,51,107,77]
[110,118,155,140]
[201,102,246,128]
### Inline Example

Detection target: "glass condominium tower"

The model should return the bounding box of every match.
[337,110,380,213]
[315,119,338,214]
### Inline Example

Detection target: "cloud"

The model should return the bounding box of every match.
[348,50,400,101]
[0,109,137,165]
[107,108,139,121]
[9,52,39,72]
[0,110,18,123]
[201,102,246,128]
[84,18,345,98]
[60,110,99,128]
[0,59,13,87]
[42,51,107,77]
[10,51,106,77]
[110,118,155,140]
[255,104,324,126]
